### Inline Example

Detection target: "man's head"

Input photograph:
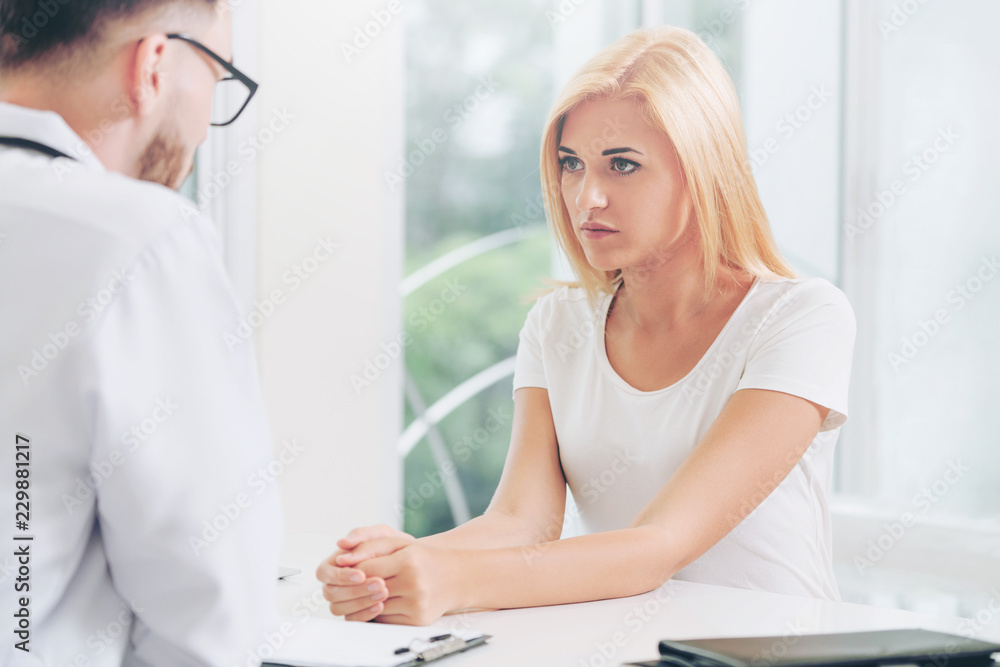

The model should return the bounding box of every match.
[0,0,234,189]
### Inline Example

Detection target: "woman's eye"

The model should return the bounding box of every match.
[560,156,583,172]
[611,157,638,175]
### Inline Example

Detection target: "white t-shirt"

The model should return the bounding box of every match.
[512,276,856,600]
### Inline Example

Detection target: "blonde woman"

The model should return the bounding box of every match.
[317,26,856,626]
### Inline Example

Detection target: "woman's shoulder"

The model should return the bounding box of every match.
[523,284,604,329]
[747,275,855,329]
[529,284,596,311]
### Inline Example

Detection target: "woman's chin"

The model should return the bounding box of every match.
[582,250,622,274]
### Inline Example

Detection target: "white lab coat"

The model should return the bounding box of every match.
[0,102,283,666]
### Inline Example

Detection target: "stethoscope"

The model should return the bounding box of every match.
[0,136,76,161]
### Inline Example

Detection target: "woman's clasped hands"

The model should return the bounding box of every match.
[316,524,465,625]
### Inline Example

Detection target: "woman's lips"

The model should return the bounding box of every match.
[581,222,619,240]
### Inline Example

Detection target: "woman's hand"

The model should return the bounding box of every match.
[358,542,467,626]
[316,524,416,622]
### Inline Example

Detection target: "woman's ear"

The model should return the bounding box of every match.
[129,34,170,119]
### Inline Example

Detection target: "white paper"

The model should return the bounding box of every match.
[265,616,486,667]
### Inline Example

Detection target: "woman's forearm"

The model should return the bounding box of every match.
[419,508,563,551]
[449,525,677,611]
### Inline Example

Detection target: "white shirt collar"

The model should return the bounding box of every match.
[0,101,108,171]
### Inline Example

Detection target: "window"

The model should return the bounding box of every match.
[399,0,556,536]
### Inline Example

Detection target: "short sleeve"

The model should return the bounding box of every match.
[736,279,857,431]
[512,297,548,395]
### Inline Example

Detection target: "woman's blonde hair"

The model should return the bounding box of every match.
[540,26,795,304]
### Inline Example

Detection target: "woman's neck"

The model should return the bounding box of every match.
[613,248,750,334]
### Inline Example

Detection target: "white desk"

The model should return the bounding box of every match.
[275,533,996,666]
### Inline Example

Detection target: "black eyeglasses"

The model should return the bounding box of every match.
[166,33,258,127]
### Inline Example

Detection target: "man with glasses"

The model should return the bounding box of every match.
[0,1,280,665]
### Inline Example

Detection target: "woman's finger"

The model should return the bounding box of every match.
[315,559,367,585]
[321,578,386,604]
[342,599,386,622]
[376,595,410,618]
[337,524,401,551]
[335,536,414,566]
[355,550,405,581]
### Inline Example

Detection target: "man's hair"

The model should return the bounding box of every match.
[0,0,218,72]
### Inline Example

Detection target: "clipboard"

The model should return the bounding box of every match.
[390,632,491,666]
[263,617,490,667]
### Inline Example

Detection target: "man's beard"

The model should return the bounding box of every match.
[136,129,190,190]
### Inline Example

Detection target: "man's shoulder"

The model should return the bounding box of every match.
[53,166,211,251]
[2,152,207,242]
[1,160,222,308]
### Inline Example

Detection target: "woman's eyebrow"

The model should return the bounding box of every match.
[602,147,643,156]
[557,146,644,156]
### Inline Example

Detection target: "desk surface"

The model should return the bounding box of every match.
[276,533,994,666]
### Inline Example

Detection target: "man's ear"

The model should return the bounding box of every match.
[129,34,169,119]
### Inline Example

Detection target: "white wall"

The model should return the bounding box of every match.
[742,0,843,282]
[253,0,404,538]
[866,0,1000,516]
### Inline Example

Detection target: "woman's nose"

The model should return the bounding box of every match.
[575,172,608,212]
